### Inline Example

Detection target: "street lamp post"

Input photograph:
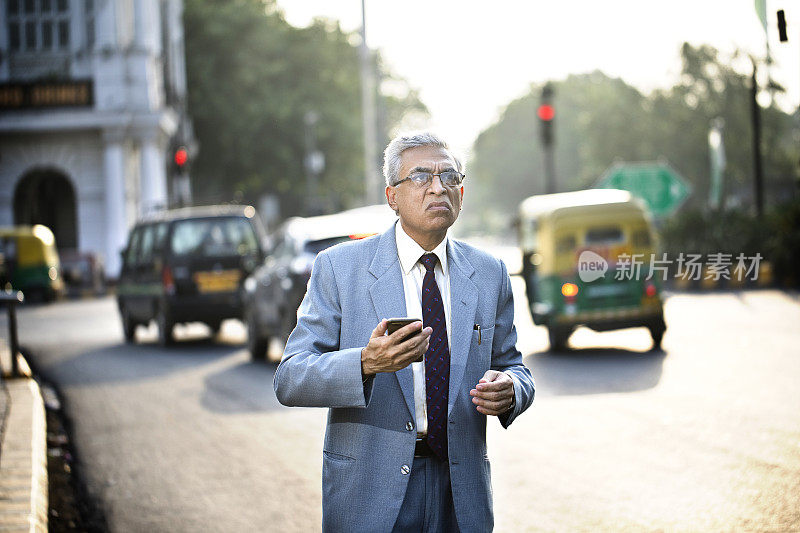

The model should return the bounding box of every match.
[359,0,380,206]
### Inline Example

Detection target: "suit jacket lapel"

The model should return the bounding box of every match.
[447,241,478,414]
[367,224,415,419]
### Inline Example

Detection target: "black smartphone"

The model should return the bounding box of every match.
[386,318,424,362]
[386,318,421,336]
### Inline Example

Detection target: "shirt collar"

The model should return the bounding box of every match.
[395,221,449,276]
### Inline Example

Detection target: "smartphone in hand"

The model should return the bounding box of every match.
[386,318,424,362]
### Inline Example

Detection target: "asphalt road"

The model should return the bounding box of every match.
[7,282,800,532]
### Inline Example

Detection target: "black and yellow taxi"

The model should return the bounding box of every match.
[518,189,666,351]
[117,205,267,345]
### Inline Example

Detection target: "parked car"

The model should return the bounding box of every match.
[244,204,396,360]
[117,205,267,345]
[517,189,666,351]
[0,225,65,302]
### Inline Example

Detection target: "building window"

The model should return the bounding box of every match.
[58,20,69,47]
[9,23,21,51]
[84,0,94,49]
[25,20,36,48]
[42,20,53,47]
[6,0,71,52]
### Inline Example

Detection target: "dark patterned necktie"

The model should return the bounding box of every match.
[420,253,450,461]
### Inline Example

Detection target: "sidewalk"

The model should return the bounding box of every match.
[0,340,48,532]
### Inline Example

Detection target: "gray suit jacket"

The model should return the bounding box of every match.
[274,223,535,532]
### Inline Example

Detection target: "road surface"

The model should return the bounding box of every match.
[8,282,800,531]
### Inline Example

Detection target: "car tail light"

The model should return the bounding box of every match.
[645,282,657,298]
[349,233,378,240]
[561,282,578,303]
[162,266,175,295]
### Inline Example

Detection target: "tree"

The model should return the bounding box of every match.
[183,0,427,217]
[466,43,797,231]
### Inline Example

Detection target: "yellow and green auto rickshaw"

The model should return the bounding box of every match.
[0,225,64,301]
[517,189,666,351]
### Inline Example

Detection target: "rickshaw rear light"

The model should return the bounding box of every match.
[561,283,579,298]
[645,282,657,297]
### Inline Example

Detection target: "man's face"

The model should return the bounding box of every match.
[386,145,464,244]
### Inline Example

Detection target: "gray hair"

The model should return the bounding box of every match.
[382,132,463,187]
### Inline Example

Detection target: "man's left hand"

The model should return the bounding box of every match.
[470,370,515,416]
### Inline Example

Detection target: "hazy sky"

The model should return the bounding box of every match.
[276,0,798,158]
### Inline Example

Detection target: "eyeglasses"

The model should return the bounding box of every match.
[394,170,465,188]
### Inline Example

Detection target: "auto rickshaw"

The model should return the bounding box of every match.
[517,189,666,351]
[0,225,64,301]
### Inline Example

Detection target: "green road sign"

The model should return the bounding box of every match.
[595,161,692,218]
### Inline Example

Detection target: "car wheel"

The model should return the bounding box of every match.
[246,308,269,361]
[649,325,665,350]
[157,303,175,347]
[120,305,136,343]
[548,325,570,352]
[207,320,222,337]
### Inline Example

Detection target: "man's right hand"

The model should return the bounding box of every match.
[360,319,432,376]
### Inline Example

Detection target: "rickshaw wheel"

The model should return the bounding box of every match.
[548,326,571,352]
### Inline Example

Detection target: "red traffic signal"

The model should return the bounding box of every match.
[174,147,188,167]
[537,104,555,122]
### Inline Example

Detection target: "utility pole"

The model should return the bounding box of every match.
[304,111,325,215]
[359,0,380,205]
[750,60,765,218]
[708,117,726,210]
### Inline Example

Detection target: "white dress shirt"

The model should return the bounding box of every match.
[394,222,452,437]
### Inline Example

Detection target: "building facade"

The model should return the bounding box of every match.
[0,0,191,277]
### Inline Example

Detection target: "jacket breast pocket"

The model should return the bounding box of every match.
[473,324,495,364]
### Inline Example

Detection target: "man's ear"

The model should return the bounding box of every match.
[386,186,397,212]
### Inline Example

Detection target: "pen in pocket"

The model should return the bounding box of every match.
[474,324,481,345]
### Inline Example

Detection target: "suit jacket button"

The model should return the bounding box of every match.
[405,421,413,431]
[401,465,410,475]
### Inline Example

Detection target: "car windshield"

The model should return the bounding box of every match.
[171,217,259,257]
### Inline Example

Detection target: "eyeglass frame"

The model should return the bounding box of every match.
[392,169,466,188]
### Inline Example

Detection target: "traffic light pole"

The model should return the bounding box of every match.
[539,83,556,194]
[543,144,556,195]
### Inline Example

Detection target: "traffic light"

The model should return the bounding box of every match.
[174,146,188,169]
[170,145,191,178]
[538,83,555,146]
[777,10,787,42]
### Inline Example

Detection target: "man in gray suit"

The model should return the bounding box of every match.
[274,132,535,532]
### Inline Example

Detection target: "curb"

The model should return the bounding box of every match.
[0,350,48,533]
